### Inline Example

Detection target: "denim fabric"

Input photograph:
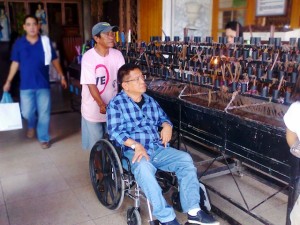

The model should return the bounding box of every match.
[81,116,106,150]
[123,145,200,223]
[20,89,51,142]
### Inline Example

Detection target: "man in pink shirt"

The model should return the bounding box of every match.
[80,22,125,150]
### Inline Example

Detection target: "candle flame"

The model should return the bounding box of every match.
[213,57,218,65]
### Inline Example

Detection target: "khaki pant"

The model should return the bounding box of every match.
[291,195,300,225]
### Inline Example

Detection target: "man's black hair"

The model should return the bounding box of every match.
[225,21,243,37]
[117,63,141,84]
[23,14,38,25]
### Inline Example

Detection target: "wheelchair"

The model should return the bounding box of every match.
[89,138,211,225]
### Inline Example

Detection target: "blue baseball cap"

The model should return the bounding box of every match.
[92,22,118,36]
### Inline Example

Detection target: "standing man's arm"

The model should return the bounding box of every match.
[52,58,67,89]
[87,84,106,114]
[286,128,298,148]
[3,61,19,92]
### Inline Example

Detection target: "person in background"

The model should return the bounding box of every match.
[3,15,67,149]
[284,75,300,225]
[80,22,125,151]
[225,20,243,44]
[0,8,9,41]
[35,3,48,35]
[107,63,219,225]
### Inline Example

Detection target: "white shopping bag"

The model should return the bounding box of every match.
[0,103,23,131]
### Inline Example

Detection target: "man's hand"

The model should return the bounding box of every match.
[132,143,149,163]
[160,123,172,147]
[99,103,107,114]
[60,78,67,89]
[3,81,11,92]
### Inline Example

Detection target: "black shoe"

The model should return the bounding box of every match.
[187,210,219,225]
[161,218,181,225]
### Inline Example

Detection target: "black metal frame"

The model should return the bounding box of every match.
[147,88,300,225]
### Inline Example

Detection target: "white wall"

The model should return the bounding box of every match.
[162,0,212,41]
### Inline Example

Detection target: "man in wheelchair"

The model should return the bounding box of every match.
[107,63,219,225]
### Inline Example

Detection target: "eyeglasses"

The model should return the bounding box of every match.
[123,75,145,83]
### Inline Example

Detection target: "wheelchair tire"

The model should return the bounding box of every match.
[127,207,141,225]
[156,170,176,194]
[89,139,125,210]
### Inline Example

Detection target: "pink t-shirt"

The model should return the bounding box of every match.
[80,48,125,122]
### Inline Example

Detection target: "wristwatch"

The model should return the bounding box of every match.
[130,143,136,150]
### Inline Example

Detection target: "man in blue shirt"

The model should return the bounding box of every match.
[107,63,219,225]
[3,15,67,149]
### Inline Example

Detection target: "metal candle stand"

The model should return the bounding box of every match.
[115,36,300,225]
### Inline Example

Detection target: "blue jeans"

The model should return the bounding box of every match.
[124,145,200,223]
[81,116,106,150]
[20,89,51,142]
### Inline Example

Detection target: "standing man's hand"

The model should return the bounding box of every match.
[60,77,67,89]
[3,81,11,92]
[3,61,19,93]
[99,103,107,114]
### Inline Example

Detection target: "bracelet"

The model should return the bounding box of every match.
[60,76,65,80]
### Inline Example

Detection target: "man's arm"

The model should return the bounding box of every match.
[52,58,67,89]
[286,128,300,158]
[3,61,19,92]
[160,122,173,147]
[87,84,106,114]
[153,100,173,147]
[286,128,298,148]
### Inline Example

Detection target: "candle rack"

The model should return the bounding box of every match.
[116,36,300,105]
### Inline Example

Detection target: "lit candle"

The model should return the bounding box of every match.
[128,29,131,43]
[213,57,218,69]
[115,31,119,42]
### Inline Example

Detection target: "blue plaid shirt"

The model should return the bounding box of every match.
[107,90,172,154]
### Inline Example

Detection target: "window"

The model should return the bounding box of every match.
[217,0,247,37]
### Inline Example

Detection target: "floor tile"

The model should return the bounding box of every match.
[0,182,4,206]
[93,212,127,225]
[0,205,9,225]
[0,148,54,179]
[72,185,118,220]
[6,191,90,225]
[57,161,91,189]
[76,221,96,225]
[2,166,70,203]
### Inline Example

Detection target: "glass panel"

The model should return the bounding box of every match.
[103,0,120,26]
[223,11,233,29]
[29,2,48,35]
[8,2,25,37]
[0,2,10,41]
[47,3,62,43]
[65,3,78,26]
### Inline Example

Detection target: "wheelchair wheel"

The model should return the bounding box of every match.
[156,170,176,194]
[127,207,141,225]
[89,139,125,210]
[171,191,183,212]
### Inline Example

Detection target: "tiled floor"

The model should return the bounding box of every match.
[0,84,288,225]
